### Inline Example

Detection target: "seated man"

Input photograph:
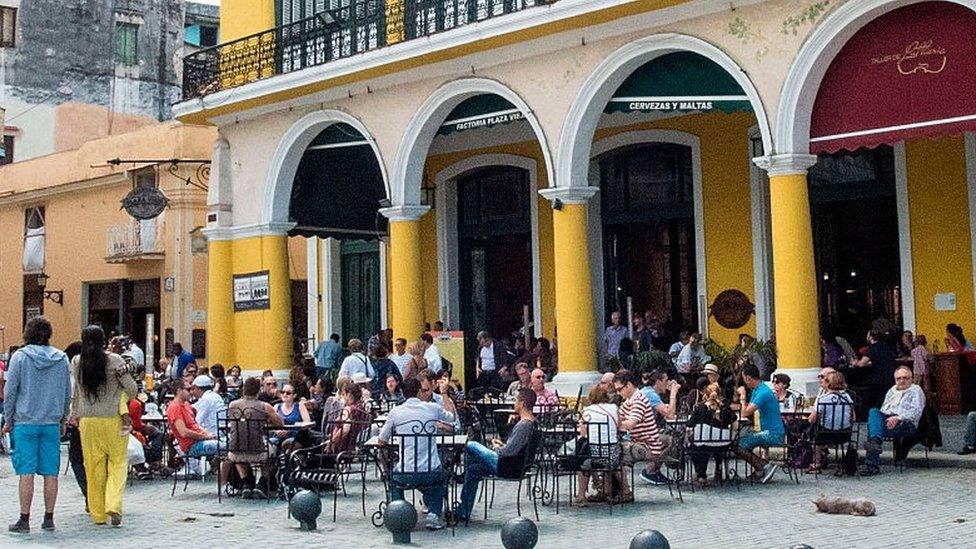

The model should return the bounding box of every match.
[190,375,226,436]
[378,378,457,531]
[614,369,667,491]
[505,362,531,400]
[222,377,283,497]
[456,388,537,521]
[640,370,680,421]
[529,368,559,412]
[862,365,925,475]
[733,363,783,483]
[167,379,219,463]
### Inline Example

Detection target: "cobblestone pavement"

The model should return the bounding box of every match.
[2,418,975,549]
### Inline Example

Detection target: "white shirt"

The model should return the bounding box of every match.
[669,342,685,356]
[339,352,374,378]
[379,397,455,473]
[424,344,442,374]
[128,344,145,367]
[675,344,709,373]
[192,389,225,435]
[390,352,411,376]
[479,343,496,371]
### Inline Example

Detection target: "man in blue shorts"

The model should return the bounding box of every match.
[2,317,71,533]
[734,363,784,484]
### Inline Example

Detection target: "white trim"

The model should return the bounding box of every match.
[557,33,772,191]
[434,154,543,337]
[775,0,976,155]
[609,95,750,102]
[894,141,916,332]
[441,108,521,127]
[588,129,707,335]
[811,113,976,144]
[306,237,320,344]
[393,78,554,207]
[323,238,342,338]
[748,126,773,339]
[379,204,430,222]
[752,154,818,177]
[263,110,390,225]
[966,132,976,328]
[306,141,371,150]
[379,238,389,329]
[202,221,296,241]
[175,0,765,124]
[538,186,598,204]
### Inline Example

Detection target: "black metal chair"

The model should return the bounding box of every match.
[809,395,856,477]
[216,407,274,502]
[686,420,740,490]
[480,428,543,522]
[576,418,624,513]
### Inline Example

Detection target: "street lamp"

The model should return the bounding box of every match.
[36,272,64,306]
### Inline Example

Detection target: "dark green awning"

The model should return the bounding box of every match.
[605,52,752,114]
[437,94,523,136]
[308,122,371,148]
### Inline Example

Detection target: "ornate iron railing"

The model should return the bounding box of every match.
[182,0,557,100]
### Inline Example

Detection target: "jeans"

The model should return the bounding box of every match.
[457,442,499,519]
[738,430,784,451]
[865,408,917,467]
[188,439,218,458]
[964,412,976,448]
[390,470,447,517]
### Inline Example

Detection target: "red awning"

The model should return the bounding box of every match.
[810,1,976,154]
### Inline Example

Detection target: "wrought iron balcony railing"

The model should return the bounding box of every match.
[182,0,557,100]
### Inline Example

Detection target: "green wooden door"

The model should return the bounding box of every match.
[340,240,381,344]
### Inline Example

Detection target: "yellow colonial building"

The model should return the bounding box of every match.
[175,0,976,395]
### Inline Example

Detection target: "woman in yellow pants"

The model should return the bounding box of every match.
[70,326,138,526]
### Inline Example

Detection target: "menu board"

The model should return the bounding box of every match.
[233,271,270,312]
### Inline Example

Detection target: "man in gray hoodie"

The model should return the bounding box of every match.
[2,317,71,533]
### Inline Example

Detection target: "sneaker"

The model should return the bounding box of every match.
[760,463,778,484]
[425,513,445,531]
[250,488,267,500]
[41,516,55,531]
[958,446,976,456]
[639,470,670,486]
[8,518,29,533]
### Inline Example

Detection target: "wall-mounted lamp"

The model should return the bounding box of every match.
[36,272,64,306]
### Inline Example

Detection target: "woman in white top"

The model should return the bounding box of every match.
[576,384,621,506]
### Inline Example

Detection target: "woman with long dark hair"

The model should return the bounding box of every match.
[69,325,137,527]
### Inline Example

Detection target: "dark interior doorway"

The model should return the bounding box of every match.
[599,142,698,336]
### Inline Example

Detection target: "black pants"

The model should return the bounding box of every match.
[690,447,727,479]
[67,425,87,502]
[479,370,502,392]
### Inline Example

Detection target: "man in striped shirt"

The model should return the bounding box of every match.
[614,370,669,491]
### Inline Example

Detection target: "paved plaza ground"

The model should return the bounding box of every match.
[2,417,975,548]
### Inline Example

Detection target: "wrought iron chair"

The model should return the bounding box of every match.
[216,407,274,502]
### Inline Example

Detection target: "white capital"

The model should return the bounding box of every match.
[752,153,818,177]
[538,186,599,205]
[379,204,430,222]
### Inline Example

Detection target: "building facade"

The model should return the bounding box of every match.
[176,0,976,394]
[0,122,217,364]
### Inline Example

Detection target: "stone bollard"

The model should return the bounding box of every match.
[289,490,322,531]
[501,517,539,549]
[385,500,418,544]
[630,530,671,549]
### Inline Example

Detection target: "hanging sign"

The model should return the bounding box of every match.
[233,271,270,311]
[122,186,169,220]
[709,289,755,330]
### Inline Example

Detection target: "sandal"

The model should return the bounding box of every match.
[586,493,607,503]
[806,465,821,474]
[573,496,588,508]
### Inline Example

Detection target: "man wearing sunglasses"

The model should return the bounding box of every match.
[258,376,281,405]
[862,365,925,476]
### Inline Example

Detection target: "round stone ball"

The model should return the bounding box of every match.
[289,490,322,529]
[629,530,671,549]
[501,517,539,549]
[384,500,418,534]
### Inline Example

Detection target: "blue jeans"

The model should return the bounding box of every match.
[457,442,499,520]
[964,412,976,448]
[188,439,218,458]
[391,470,447,517]
[738,430,784,451]
[865,408,916,467]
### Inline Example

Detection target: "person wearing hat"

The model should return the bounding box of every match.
[190,375,226,436]
[349,372,374,410]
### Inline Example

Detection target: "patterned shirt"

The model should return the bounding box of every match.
[620,390,662,452]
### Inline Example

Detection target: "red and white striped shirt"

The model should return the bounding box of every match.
[620,390,662,452]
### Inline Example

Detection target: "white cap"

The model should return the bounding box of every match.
[192,375,214,388]
[350,372,372,385]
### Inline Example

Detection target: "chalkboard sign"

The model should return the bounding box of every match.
[233,271,271,311]
[165,329,174,358]
[192,329,206,359]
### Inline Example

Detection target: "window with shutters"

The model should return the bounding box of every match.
[115,22,138,66]
[0,7,15,48]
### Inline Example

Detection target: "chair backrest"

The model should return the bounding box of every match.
[690,422,735,447]
[221,404,270,456]
[388,419,447,474]
[327,412,371,454]
[815,394,854,432]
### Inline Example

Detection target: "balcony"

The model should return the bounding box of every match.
[106,219,165,263]
[182,0,558,100]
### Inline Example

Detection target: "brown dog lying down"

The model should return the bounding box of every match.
[814,496,876,516]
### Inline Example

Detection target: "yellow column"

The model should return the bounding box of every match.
[761,154,820,370]
[381,205,430,343]
[541,187,600,392]
[206,238,235,365]
[230,231,293,371]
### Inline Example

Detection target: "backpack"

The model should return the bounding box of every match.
[791,439,814,469]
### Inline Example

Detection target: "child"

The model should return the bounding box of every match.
[116,354,141,437]
[911,335,932,393]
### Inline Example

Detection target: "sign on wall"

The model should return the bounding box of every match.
[233,271,270,312]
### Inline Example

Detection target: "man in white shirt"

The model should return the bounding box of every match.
[603,311,626,358]
[675,332,709,374]
[379,378,456,530]
[126,337,145,368]
[420,333,442,374]
[190,375,226,435]
[338,339,375,379]
[669,331,691,359]
[390,338,411,377]
[475,331,504,391]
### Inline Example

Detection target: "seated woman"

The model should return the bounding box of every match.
[379,373,405,407]
[806,371,855,473]
[771,373,803,411]
[225,364,243,400]
[327,384,370,454]
[271,383,312,451]
[687,383,736,486]
[576,384,622,506]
